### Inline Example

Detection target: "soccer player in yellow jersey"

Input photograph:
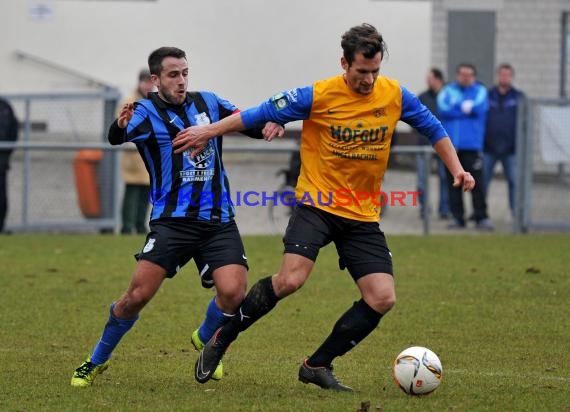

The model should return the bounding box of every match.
[174,24,474,391]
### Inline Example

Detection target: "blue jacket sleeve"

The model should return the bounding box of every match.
[240,86,313,128]
[437,83,488,119]
[470,84,489,115]
[437,85,464,120]
[401,87,448,145]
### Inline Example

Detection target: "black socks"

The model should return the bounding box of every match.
[218,276,280,345]
[216,279,383,369]
[307,299,383,367]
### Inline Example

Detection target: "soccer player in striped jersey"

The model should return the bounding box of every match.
[71,47,284,387]
[175,24,475,391]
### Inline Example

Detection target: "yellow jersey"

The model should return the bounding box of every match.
[241,74,447,222]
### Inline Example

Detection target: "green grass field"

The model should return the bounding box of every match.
[0,234,569,412]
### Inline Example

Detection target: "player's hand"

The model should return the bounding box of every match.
[262,122,285,141]
[172,125,213,157]
[453,171,475,192]
[117,103,135,128]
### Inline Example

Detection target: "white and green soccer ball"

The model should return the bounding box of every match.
[392,346,443,395]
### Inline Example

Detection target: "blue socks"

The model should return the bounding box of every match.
[89,298,233,365]
[90,303,139,365]
[197,297,235,344]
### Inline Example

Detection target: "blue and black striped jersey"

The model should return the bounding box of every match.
[109,91,256,223]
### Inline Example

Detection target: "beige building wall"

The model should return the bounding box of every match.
[0,0,432,106]
[431,0,568,98]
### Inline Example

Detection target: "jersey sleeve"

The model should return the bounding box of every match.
[240,86,313,128]
[107,102,151,145]
[214,94,238,120]
[400,86,448,145]
[125,102,152,143]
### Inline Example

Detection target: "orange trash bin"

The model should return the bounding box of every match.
[73,149,104,218]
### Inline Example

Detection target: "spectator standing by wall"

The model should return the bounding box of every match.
[120,70,154,234]
[0,96,18,234]
[438,63,492,230]
[483,63,524,216]
[416,68,450,219]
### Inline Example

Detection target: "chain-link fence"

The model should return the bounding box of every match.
[515,98,570,232]
[0,90,121,232]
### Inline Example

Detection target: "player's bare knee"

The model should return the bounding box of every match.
[215,277,246,305]
[216,287,245,312]
[212,265,247,295]
[377,294,396,314]
[273,272,306,296]
[124,287,152,312]
[114,296,141,318]
[365,292,396,314]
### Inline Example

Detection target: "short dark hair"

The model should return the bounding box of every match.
[148,47,186,76]
[497,63,514,75]
[456,63,477,76]
[341,23,387,66]
[430,68,444,82]
[138,69,151,82]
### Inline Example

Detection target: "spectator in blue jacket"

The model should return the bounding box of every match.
[438,63,492,230]
[483,64,524,216]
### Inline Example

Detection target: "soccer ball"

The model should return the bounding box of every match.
[392,346,443,395]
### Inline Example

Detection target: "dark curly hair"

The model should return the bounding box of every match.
[341,23,387,66]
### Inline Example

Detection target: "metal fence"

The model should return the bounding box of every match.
[2,91,567,235]
[0,90,437,235]
[0,91,121,232]
[515,98,570,233]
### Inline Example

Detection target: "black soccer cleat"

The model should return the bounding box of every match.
[194,328,228,384]
[298,359,354,392]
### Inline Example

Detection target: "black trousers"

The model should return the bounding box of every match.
[0,167,7,232]
[446,150,488,224]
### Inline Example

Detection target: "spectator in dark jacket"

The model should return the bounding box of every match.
[483,64,524,215]
[0,97,18,233]
[416,68,450,219]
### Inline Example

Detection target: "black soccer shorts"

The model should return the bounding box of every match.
[136,217,248,279]
[283,205,393,280]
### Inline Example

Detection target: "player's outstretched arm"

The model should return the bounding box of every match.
[238,121,284,141]
[173,87,309,156]
[433,137,475,192]
[173,112,246,156]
